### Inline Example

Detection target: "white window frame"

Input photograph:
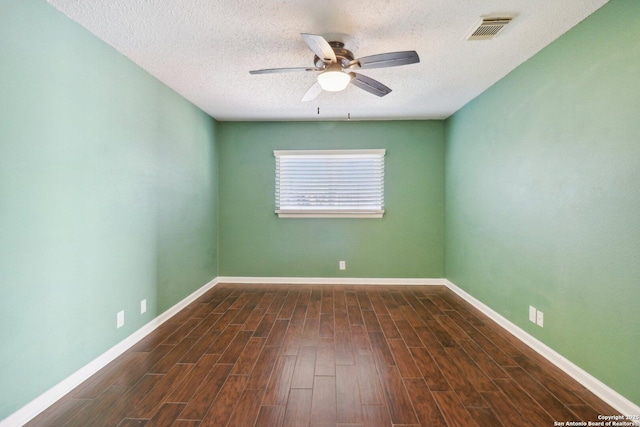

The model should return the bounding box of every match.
[274,149,385,219]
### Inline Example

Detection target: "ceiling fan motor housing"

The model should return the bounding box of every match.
[313,41,354,68]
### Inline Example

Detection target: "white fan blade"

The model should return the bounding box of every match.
[302,81,323,102]
[301,33,337,63]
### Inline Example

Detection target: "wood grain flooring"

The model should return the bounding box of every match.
[26,284,618,426]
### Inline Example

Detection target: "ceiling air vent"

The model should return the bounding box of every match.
[466,17,513,40]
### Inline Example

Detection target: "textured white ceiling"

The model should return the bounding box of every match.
[47,0,608,121]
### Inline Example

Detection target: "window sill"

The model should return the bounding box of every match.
[275,210,384,219]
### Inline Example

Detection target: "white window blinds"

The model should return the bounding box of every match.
[274,149,385,218]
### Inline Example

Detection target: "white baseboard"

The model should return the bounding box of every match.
[216,276,447,286]
[0,277,220,427]
[4,276,638,426]
[444,279,640,420]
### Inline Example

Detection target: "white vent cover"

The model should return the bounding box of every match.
[466,17,513,40]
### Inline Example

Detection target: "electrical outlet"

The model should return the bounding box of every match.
[117,310,125,328]
[339,260,346,270]
[529,306,537,323]
[141,299,147,314]
[536,310,544,327]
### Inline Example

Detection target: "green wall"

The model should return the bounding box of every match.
[218,121,444,278]
[0,0,218,419]
[445,0,639,405]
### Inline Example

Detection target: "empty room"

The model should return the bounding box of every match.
[1,0,638,426]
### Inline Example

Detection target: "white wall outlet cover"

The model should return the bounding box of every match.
[117,310,125,328]
[141,299,147,314]
[339,261,346,270]
[529,306,537,323]
[537,311,544,327]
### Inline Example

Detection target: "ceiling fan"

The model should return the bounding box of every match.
[249,33,420,101]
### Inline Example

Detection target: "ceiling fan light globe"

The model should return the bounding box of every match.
[317,70,351,92]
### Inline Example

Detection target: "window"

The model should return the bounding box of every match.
[274,149,385,218]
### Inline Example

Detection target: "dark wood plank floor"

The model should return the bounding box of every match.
[27,284,618,427]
